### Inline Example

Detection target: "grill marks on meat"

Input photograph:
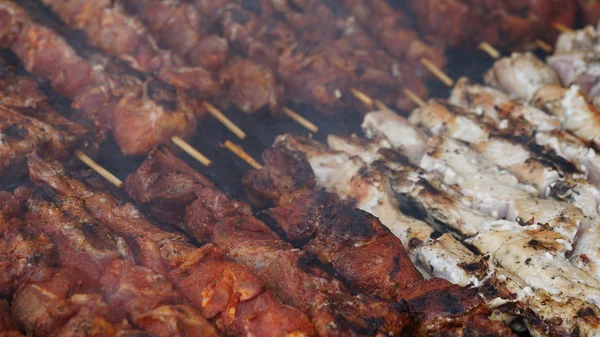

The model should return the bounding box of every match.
[126,147,413,337]
[0,1,197,155]
[0,190,159,337]
[247,140,516,336]
[121,0,284,114]
[39,0,219,98]
[27,151,317,337]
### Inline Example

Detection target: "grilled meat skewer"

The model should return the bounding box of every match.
[0,189,170,337]
[275,133,600,337]
[0,0,197,155]
[485,53,600,151]
[42,0,284,114]
[408,0,576,49]
[123,146,514,336]
[356,109,600,305]
[0,300,24,337]
[449,77,600,186]
[26,151,317,337]
[244,141,516,336]
[125,147,412,337]
[0,58,88,177]
[118,0,283,114]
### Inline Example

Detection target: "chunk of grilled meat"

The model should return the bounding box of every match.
[0,189,161,337]
[0,300,24,337]
[408,0,575,49]
[27,151,317,337]
[0,60,88,177]
[39,0,219,99]
[0,1,197,155]
[126,147,412,337]
[120,0,284,114]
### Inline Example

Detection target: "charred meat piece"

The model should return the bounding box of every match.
[126,147,413,337]
[27,151,317,337]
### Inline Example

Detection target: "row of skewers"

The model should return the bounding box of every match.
[0,1,599,337]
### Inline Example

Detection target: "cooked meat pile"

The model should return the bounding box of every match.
[255,46,600,335]
[2,1,600,337]
[407,0,577,49]
[124,146,515,336]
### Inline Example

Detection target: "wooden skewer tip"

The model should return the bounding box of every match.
[283,107,319,133]
[223,140,263,170]
[535,39,553,53]
[74,150,123,188]
[420,59,454,87]
[202,101,247,140]
[171,136,212,166]
[478,42,501,59]
[403,89,426,107]
[350,88,374,107]
[553,22,574,33]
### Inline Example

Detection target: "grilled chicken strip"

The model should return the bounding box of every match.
[276,133,600,337]
[360,109,600,306]
[125,147,416,337]
[365,110,582,245]
[450,77,600,185]
[27,151,317,337]
[484,53,600,151]
[410,100,600,280]
[485,52,561,101]
[531,85,600,151]
[411,100,599,215]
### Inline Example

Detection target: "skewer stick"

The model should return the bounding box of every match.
[171,136,212,166]
[535,39,553,53]
[478,42,501,59]
[283,107,319,133]
[223,140,263,169]
[350,88,374,106]
[420,59,454,87]
[554,23,574,33]
[74,150,123,188]
[403,89,426,107]
[374,100,390,111]
[202,101,247,140]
